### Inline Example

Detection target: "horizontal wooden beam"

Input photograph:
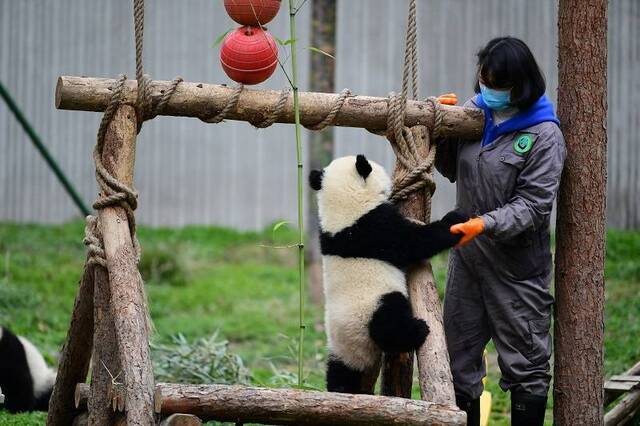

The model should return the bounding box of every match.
[75,382,466,425]
[155,383,466,425]
[55,76,484,138]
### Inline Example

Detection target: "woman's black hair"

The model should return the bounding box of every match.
[474,36,546,110]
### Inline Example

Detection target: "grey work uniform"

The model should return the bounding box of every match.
[435,98,566,400]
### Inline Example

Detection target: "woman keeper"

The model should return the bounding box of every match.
[436,36,566,426]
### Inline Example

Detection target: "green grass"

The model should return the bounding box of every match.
[0,222,638,425]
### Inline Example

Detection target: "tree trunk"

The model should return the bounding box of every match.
[307,0,337,306]
[47,265,94,426]
[554,1,608,425]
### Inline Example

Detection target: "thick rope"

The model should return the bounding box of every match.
[133,0,182,130]
[92,74,141,262]
[84,215,107,268]
[386,0,442,211]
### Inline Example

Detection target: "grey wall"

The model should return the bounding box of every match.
[1,0,638,229]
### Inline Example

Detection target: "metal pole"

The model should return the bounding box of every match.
[0,80,91,216]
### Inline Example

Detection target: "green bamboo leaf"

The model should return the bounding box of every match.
[305,46,335,60]
[211,28,233,48]
[272,221,290,233]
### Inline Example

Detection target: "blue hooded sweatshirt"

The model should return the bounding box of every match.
[476,94,560,147]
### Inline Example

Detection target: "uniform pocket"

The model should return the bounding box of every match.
[526,316,552,365]
[496,237,543,280]
[499,152,526,168]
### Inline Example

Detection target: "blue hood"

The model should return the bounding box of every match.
[476,94,560,147]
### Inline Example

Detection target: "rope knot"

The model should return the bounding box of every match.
[84,215,107,268]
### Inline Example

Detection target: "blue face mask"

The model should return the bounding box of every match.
[479,83,512,111]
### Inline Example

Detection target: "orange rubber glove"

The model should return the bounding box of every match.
[450,217,484,247]
[437,93,458,105]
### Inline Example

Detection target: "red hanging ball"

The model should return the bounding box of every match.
[224,0,282,26]
[220,26,278,85]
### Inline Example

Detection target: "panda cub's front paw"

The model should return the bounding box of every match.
[440,209,469,227]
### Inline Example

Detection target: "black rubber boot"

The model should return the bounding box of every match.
[511,393,547,426]
[456,395,480,426]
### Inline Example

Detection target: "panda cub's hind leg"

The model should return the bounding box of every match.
[326,355,365,394]
[369,291,429,353]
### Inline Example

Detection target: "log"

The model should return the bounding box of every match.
[604,388,640,426]
[55,76,484,137]
[88,249,123,425]
[382,126,456,405]
[96,104,155,425]
[47,264,95,426]
[606,361,640,406]
[74,382,465,425]
[154,383,466,425]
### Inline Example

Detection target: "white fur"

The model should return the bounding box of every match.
[317,156,406,371]
[317,156,391,235]
[323,256,407,370]
[17,336,56,398]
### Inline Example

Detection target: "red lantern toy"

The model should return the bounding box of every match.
[224,0,281,26]
[220,26,278,85]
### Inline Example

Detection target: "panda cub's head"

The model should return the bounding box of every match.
[309,155,391,234]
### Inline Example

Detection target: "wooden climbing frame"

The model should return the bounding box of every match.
[47,75,483,426]
[45,0,487,424]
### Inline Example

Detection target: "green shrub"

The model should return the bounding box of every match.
[152,333,250,385]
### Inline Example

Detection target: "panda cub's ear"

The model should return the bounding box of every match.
[309,169,324,191]
[356,154,372,180]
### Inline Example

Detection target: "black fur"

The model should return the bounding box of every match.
[320,204,467,270]
[356,155,372,179]
[0,327,38,413]
[326,355,365,394]
[369,292,429,353]
[309,169,324,191]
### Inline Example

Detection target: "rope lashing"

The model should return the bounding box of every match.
[84,215,107,268]
[385,0,442,208]
[198,84,351,131]
[133,0,182,131]
[92,74,142,262]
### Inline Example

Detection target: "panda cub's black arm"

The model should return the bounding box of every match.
[320,203,467,270]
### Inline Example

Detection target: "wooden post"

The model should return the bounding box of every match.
[96,104,155,425]
[382,127,456,404]
[47,264,95,426]
[554,0,608,424]
[88,253,124,425]
[55,76,484,138]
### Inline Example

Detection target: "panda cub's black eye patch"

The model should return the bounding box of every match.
[309,169,324,191]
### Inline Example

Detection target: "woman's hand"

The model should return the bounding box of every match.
[437,93,458,105]
[450,217,484,247]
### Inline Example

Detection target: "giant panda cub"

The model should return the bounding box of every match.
[309,154,467,394]
[0,326,56,412]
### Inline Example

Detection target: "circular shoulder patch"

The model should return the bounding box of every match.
[514,134,534,155]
